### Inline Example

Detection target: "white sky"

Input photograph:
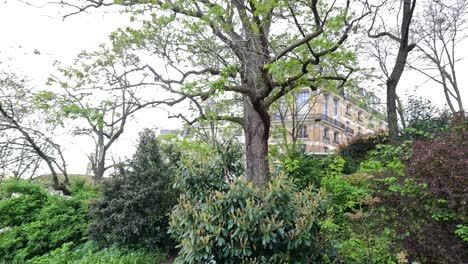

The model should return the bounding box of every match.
[0,1,467,175]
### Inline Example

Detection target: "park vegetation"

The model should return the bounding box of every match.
[0,0,467,263]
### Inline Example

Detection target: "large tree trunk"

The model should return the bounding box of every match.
[243,97,270,187]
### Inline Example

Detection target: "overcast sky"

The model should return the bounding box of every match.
[1,1,467,175]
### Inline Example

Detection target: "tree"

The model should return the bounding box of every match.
[402,94,450,137]
[0,72,69,193]
[411,0,467,115]
[89,129,179,250]
[367,0,417,143]
[48,47,185,183]
[59,0,368,186]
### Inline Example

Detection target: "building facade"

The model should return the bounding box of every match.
[271,88,388,154]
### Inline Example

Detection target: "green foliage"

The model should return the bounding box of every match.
[0,180,94,263]
[402,95,451,139]
[276,147,334,189]
[170,173,327,264]
[89,129,179,250]
[0,180,48,227]
[455,224,468,242]
[339,132,388,174]
[26,242,166,264]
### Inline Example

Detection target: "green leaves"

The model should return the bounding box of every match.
[170,171,327,263]
[0,180,95,263]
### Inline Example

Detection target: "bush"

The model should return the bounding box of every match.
[27,242,167,264]
[276,147,334,189]
[89,130,179,250]
[170,156,328,263]
[407,129,467,219]
[0,180,94,263]
[339,132,388,174]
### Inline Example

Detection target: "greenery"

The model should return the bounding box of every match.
[26,242,166,264]
[0,179,95,263]
[0,1,466,262]
[89,129,179,250]
[170,169,328,263]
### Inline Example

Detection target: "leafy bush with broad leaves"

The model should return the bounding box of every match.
[276,147,333,189]
[0,179,94,263]
[169,156,328,264]
[89,129,180,250]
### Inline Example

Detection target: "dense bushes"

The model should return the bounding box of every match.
[0,179,94,263]
[407,129,467,219]
[169,154,328,263]
[277,147,333,189]
[89,130,179,250]
[339,132,388,174]
[26,242,166,264]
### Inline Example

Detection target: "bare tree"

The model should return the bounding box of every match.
[0,73,70,193]
[367,0,417,143]
[411,0,467,115]
[49,47,185,183]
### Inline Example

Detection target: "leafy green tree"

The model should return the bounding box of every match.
[60,0,369,186]
[89,129,179,250]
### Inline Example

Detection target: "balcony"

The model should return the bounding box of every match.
[311,114,346,131]
[345,127,354,135]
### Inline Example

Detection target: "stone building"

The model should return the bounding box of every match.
[271,88,388,153]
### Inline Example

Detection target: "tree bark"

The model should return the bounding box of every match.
[243,96,270,187]
[385,0,416,143]
[93,132,106,183]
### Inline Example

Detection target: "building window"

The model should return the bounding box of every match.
[296,92,309,115]
[346,104,352,116]
[333,98,339,125]
[324,146,329,153]
[345,121,351,133]
[333,131,340,144]
[323,94,329,117]
[358,111,363,122]
[333,98,339,116]
[323,127,330,141]
[358,126,362,136]
[298,124,308,138]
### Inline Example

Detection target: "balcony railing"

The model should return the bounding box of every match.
[345,127,354,135]
[311,114,346,130]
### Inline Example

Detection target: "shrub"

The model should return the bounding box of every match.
[170,155,328,263]
[407,130,467,219]
[402,95,451,139]
[276,147,334,189]
[27,242,167,264]
[0,180,48,227]
[0,180,93,263]
[89,130,179,250]
[338,132,388,174]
